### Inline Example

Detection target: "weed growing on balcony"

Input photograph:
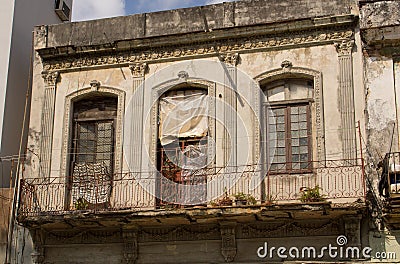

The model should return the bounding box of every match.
[74,197,89,210]
[299,186,326,203]
[234,192,257,205]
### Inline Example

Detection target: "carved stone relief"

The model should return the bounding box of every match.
[220,222,237,263]
[41,29,354,72]
[129,62,148,78]
[122,229,138,264]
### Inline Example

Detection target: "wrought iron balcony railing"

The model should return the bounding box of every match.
[17,159,365,218]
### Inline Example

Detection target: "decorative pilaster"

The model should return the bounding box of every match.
[220,222,237,262]
[39,71,59,179]
[344,215,362,247]
[128,63,148,172]
[219,53,239,168]
[122,229,138,264]
[31,229,45,264]
[335,40,357,161]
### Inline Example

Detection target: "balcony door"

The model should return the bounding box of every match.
[68,95,117,209]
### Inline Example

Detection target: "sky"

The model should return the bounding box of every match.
[72,0,238,22]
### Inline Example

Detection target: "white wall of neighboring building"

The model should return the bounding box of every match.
[0,0,15,155]
[0,0,73,187]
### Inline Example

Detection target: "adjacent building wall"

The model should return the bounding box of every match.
[0,0,73,187]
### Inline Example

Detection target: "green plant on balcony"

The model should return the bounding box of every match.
[299,186,326,203]
[234,192,257,206]
[211,187,233,206]
[74,197,89,210]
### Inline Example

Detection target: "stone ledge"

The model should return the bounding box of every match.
[34,0,353,50]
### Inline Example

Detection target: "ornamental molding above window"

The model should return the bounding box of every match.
[60,86,125,179]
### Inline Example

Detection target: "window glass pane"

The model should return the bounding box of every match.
[276,155,286,163]
[267,86,285,102]
[292,163,300,169]
[301,162,310,169]
[274,108,285,116]
[299,122,307,130]
[300,137,308,146]
[288,80,313,100]
[277,132,285,140]
[277,140,285,147]
[291,107,299,114]
[277,124,285,131]
[300,146,308,154]
[292,138,299,146]
[277,148,285,155]
[300,153,309,161]
[276,116,285,123]
[300,130,308,137]
[299,106,307,114]
[292,147,299,154]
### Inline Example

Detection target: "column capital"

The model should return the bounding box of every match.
[335,40,355,56]
[41,71,59,86]
[219,53,239,66]
[129,62,148,77]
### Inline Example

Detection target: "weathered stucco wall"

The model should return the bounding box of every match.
[360,1,400,29]
[40,0,352,49]
[0,188,11,264]
[364,56,398,158]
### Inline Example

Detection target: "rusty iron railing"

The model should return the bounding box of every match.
[17,159,365,218]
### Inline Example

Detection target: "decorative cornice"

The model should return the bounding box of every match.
[41,71,59,86]
[335,39,355,56]
[129,63,148,77]
[219,52,239,66]
[42,28,354,72]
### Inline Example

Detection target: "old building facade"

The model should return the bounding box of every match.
[14,0,400,263]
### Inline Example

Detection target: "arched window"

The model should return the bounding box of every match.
[264,78,314,172]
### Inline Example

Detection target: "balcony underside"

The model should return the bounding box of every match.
[18,201,366,230]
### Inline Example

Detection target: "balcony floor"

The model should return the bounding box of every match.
[18,200,366,230]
